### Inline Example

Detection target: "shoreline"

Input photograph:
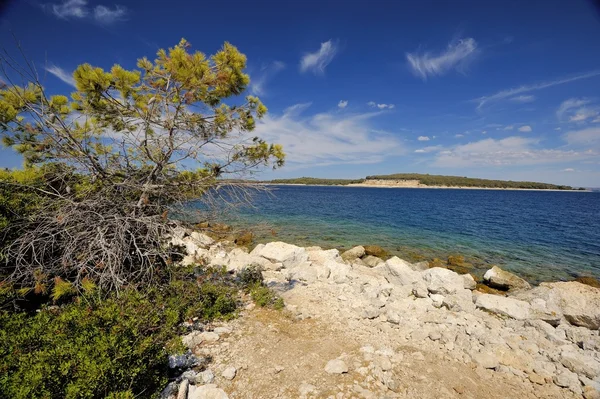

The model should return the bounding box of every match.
[259,183,591,192]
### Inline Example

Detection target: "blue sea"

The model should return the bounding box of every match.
[214,185,600,283]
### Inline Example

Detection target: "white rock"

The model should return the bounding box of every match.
[540,282,600,330]
[287,261,330,283]
[412,281,429,298]
[422,268,465,295]
[380,257,421,286]
[190,232,215,248]
[325,359,348,374]
[341,246,365,262]
[326,260,351,283]
[221,366,237,380]
[553,369,581,393]
[430,294,445,308]
[188,384,229,399]
[560,350,600,379]
[253,241,308,268]
[473,352,499,369]
[298,383,317,396]
[475,294,531,320]
[483,266,530,291]
[363,255,384,268]
[308,248,342,264]
[442,289,476,312]
[176,379,188,399]
[462,274,477,290]
[199,369,215,384]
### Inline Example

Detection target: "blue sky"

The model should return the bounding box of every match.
[2,0,600,186]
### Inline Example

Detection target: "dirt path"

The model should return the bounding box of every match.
[199,305,575,399]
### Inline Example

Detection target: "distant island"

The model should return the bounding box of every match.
[260,173,587,191]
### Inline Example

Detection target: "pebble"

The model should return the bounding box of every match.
[325,359,349,374]
[221,366,237,380]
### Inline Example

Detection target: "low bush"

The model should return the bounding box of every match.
[0,267,239,399]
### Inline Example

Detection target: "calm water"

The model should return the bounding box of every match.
[224,185,600,283]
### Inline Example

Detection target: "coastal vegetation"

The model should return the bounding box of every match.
[262,173,579,190]
[0,40,284,398]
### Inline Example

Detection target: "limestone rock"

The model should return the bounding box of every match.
[560,350,600,379]
[442,289,476,312]
[189,232,215,248]
[221,366,237,380]
[473,352,499,369]
[188,384,229,399]
[176,379,188,399]
[475,294,531,320]
[199,369,215,384]
[380,257,421,286]
[362,255,384,268]
[412,281,429,298]
[363,245,388,258]
[341,246,365,262]
[462,274,477,290]
[422,267,464,295]
[253,242,309,268]
[325,359,348,374]
[483,266,530,291]
[541,282,600,329]
[307,248,342,264]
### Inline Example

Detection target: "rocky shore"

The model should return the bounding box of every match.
[164,231,600,398]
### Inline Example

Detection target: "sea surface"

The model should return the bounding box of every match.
[204,185,600,283]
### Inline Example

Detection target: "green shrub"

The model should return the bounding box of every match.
[249,282,284,310]
[0,268,240,399]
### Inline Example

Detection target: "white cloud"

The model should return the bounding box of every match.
[415,145,442,153]
[475,71,600,110]
[417,136,430,141]
[570,108,599,122]
[563,168,576,172]
[300,40,338,75]
[503,125,514,131]
[249,61,285,96]
[511,95,535,103]
[252,104,404,167]
[454,134,464,138]
[563,127,600,145]
[368,102,394,109]
[45,65,76,87]
[557,98,591,119]
[481,130,487,134]
[406,37,478,80]
[93,5,127,24]
[51,0,88,18]
[48,0,127,24]
[338,100,348,109]
[518,125,532,132]
[433,136,596,168]
[594,117,600,123]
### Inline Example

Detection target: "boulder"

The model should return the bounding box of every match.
[462,274,477,290]
[473,352,499,369]
[189,232,215,248]
[188,384,229,399]
[341,246,365,262]
[252,241,309,268]
[223,248,281,272]
[326,261,351,284]
[422,267,465,295]
[540,282,600,329]
[483,266,531,291]
[442,289,476,312]
[378,257,421,286]
[475,294,531,320]
[410,261,430,271]
[324,359,348,374]
[286,261,329,283]
[362,255,384,268]
[307,248,343,264]
[363,245,388,259]
[234,231,253,246]
[560,350,600,379]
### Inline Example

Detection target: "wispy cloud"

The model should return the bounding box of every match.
[454,134,464,138]
[433,136,596,168]
[406,37,478,80]
[93,4,127,23]
[563,127,600,145]
[47,0,127,24]
[415,145,442,153]
[503,125,515,131]
[367,101,395,109]
[252,103,404,167]
[249,61,285,96]
[557,98,591,119]
[475,70,600,110]
[337,100,348,109]
[417,136,430,141]
[511,95,535,103]
[45,65,76,87]
[518,125,532,132]
[299,40,338,75]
